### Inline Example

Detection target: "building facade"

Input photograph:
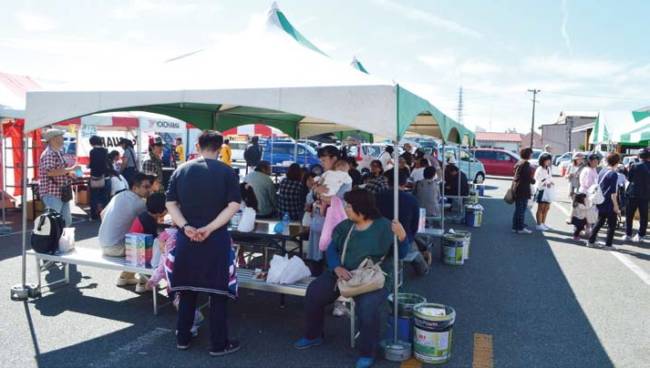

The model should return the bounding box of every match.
[541,111,597,154]
[475,132,522,153]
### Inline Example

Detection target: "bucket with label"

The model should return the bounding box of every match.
[413,303,456,364]
[441,232,465,265]
[455,230,471,261]
[386,293,427,342]
[465,204,483,227]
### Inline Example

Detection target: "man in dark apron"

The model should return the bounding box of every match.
[165,131,242,355]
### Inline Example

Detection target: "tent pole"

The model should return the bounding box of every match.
[457,145,461,215]
[0,122,10,234]
[441,143,445,234]
[392,139,399,344]
[10,132,30,301]
[293,127,299,164]
[136,126,142,170]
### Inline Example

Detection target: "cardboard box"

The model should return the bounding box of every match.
[75,189,89,205]
[26,200,45,221]
[0,191,15,209]
[125,233,154,267]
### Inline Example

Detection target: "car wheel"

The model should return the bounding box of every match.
[474,172,485,183]
[309,164,323,175]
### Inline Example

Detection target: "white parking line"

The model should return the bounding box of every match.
[91,327,171,368]
[552,202,650,286]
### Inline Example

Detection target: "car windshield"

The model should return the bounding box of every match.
[531,151,542,159]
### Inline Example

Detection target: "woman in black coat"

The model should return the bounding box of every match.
[511,148,536,234]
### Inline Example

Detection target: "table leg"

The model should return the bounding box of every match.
[350,299,356,348]
[153,288,158,316]
[35,257,42,290]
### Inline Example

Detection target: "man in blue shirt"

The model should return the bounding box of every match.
[624,148,650,242]
[587,153,621,248]
[375,169,429,275]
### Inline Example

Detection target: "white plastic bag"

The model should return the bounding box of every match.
[58,227,75,253]
[151,238,162,269]
[279,256,311,285]
[302,211,312,227]
[266,254,289,284]
[237,207,257,232]
[541,186,556,202]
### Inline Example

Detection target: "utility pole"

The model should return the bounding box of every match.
[456,86,464,124]
[527,89,540,148]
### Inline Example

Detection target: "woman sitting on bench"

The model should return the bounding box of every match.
[294,189,407,368]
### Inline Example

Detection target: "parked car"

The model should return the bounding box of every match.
[262,141,321,169]
[443,147,487,183]
[473,148,520,176]
[228,140,247,163]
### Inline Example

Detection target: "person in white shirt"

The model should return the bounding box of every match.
[378,146,394,171]
[409,158,429,183]
[534,154,555,231]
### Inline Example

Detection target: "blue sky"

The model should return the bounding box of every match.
[0,0,648,132]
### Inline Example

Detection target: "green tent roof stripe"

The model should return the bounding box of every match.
[351,58,369,74]
[274,8,326,56]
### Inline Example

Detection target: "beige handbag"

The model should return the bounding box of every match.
[336,225,386,298]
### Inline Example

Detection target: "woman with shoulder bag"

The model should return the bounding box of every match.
[89,135,109,219]
[294,189,407,368]
[118,138,138,185]
[511,148,536,234]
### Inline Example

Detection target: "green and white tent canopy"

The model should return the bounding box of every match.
[25,3,473,145]
[591,110,650,146]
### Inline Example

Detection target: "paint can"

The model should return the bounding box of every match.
[413,303,456,364]
[386,293,427,342]
[441,232,466,265]
[465,205,483,227]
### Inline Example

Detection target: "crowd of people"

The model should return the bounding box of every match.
[36,128,478,368]
[510,146,650,249]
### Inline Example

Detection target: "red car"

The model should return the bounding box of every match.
[473,148,520,176]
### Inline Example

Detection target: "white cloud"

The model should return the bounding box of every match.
[561,0,572,53]
[417,54,456,69]
[459,61,501,75]
[14,11,57,32]
[111,0,200,20]
[523,56,627,79]
[373,0,483,39]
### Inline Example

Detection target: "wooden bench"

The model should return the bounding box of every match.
[27,247,358,347]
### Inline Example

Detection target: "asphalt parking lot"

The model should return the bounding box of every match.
[1,176,648,367]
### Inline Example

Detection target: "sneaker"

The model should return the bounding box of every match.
[116,275,139,286]
[536,225,546,231]
[632,234,641,243]
[134,282,147,293]
[573,236,581,241]
[517,228,532,234]
[542,224,552,231]
[293,337,324,350]
[584,240,595,248]
[356,357,375,368]
[332,302,349,317]
[623,235,633,242]
[176,342,190,350]
[209,340,241,356]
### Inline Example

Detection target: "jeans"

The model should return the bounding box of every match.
[303,271,387,357]
[571,217,587,237]
[177,291,228,350]
[589,212,618,246]
[90,186,109,219]
[512,197,528,231]
[41,194,71,227]
[625,197,648,237]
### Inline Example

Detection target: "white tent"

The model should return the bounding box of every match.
[25,3,473,144]
[18,4,474,346]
